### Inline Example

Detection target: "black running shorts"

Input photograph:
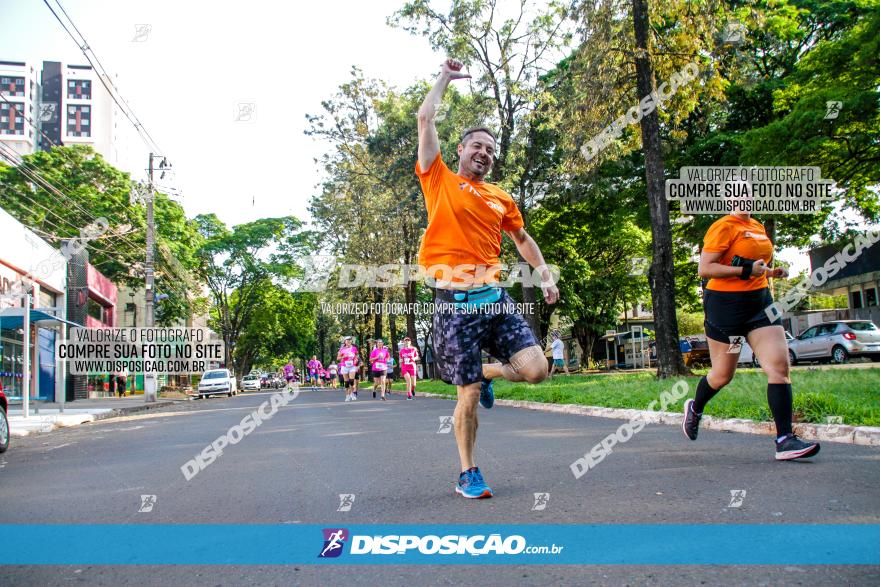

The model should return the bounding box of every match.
[703,287,782,343]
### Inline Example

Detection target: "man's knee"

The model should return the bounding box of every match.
[456,385,480,408]
[521,363,547,384]
[509,346,547,382]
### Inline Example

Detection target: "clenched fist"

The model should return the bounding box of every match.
[441,58,471,80]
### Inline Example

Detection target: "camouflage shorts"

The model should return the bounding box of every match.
[432,289,538,386]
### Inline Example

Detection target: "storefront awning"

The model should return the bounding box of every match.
[0,308,83,329]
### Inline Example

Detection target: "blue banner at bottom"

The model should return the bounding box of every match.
[2,524,878,565]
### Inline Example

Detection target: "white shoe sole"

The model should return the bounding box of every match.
[776,443,820,460]
[455,486,493,499]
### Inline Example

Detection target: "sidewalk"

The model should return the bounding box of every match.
[415,392,880,446]
[7,397,181,437]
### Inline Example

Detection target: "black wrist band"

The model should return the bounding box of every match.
[739,260,754,280]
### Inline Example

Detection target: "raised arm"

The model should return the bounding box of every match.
[417,59,470,172]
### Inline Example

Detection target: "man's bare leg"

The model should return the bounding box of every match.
[482,345,548,384]
[454,382,481,471]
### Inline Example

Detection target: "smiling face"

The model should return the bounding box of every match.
[457,130,496,180]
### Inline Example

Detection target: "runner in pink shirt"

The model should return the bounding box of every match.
[369,339,391,401]
[399,336,420,400]
[283,360,295,385]
[337,337,359,402]
[307,356,323,387]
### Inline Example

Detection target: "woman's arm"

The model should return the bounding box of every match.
[698,250,770,280]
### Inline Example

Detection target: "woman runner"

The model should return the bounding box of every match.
[684,207,820,461]
[399,337,420,400]
[337,337,359,402]
[369,339,390,400]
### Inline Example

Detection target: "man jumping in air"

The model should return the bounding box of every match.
[416,58,559,499]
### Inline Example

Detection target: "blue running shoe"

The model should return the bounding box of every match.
[479,377,494,409]
[455,467,493,499]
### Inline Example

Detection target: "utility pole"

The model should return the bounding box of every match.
[144,153,157,402]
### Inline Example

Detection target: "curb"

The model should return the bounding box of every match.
[93,399,180,422]
[9,400,180,437]
[414,393,880,446]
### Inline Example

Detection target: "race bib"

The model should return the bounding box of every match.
[403,357,412,365]
[374,362,386,371]
[344,360,353,367]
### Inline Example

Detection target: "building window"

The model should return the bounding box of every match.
[850,290,863,309]
[66,104,91,137]
[67,79,91,99]
[87,297,106,323]
[865,287,878,307]
[1,76,25,97]
[0,101,24,135]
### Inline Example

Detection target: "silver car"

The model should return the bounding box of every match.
[788,320,880,364]
[738,331,794,367]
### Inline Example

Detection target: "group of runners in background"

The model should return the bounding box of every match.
[276,336,422,402]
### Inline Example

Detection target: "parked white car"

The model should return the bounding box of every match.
[737,331,795,367]
[196,369,237,398]
[241,374,261,391]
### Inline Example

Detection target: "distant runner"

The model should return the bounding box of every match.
[283,360,295,385]
[307,355,323,387]
[370,339,390,400]
[337,337,359,402]
[328,362,338,388]
[399,336,420,400]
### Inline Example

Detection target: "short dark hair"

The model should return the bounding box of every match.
[460,126,497,146]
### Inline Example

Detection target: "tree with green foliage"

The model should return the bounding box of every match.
[233,280,317,377]
[195,214,310,375]
[0,145,203,324]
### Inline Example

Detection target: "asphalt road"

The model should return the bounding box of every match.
[1,388,878,586]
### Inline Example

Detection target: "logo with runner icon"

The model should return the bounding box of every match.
[318,528,349,558]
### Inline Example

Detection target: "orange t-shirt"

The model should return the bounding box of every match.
[703,215,774,292]
[416,153,524,284]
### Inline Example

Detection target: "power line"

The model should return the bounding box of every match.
[0,136,145,252]
[41,0,164,156]
[0,94,187,283]
[0,145,192,301]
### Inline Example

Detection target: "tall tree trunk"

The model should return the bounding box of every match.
[572,323,592,369]
[404,272,418,342]
[389,311,398,376]
[318,321,326,366]
[632,0,689,378]
[373,288,383,342]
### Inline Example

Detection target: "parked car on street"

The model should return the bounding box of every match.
[241,374,261,391]
[787,320,880,364]
[738,331,795,367]
[196,369,237,398]
[0,382,8,453]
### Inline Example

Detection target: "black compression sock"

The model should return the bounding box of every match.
[767,383,793,439]
[693,376,720,414]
